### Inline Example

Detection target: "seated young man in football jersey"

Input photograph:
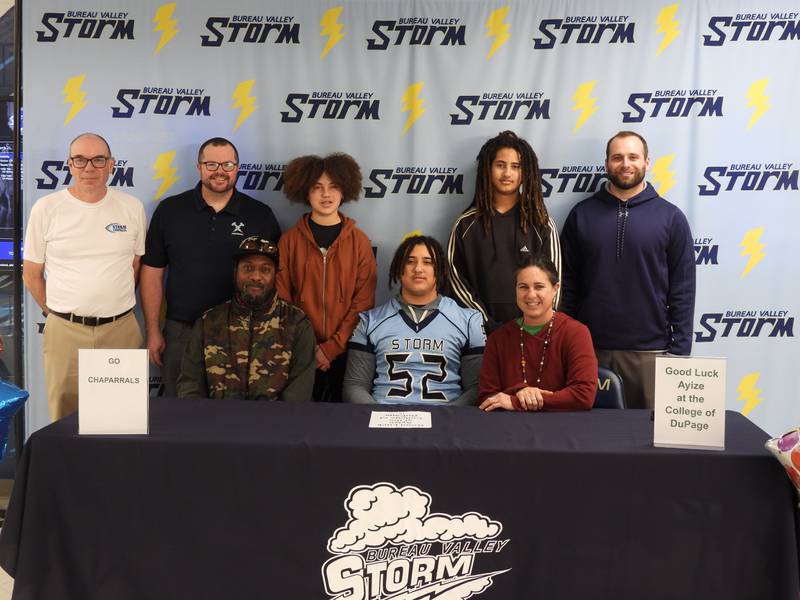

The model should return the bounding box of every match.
[343,235,485,405]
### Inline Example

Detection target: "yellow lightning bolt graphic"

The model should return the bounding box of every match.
[62,75,88,125]
[650,153,677,197]
[320,6,345,59]
[737,372,763,416]
[571,81,598,132]
[484,7,511,60]
[401,82,426,135]
[655,3,681,56]
[402,230,423,241]
[231,80,258,132]
[739,226,765,278]
[746,78,771,129]
[153,3,179,55]
[152,151,180,201]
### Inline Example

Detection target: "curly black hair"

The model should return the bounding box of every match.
[282,153,362,204]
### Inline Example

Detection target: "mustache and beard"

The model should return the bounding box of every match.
[238,281,274,308]
[607,163,646,191]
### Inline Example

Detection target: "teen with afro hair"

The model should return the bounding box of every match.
[277,152,377,402]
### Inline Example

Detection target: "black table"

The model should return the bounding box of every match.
[0,400,797,599]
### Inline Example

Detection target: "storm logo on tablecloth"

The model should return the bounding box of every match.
[322,482,510,600]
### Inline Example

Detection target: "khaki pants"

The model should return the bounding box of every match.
[595,349,665,410]
[42,311,143,421]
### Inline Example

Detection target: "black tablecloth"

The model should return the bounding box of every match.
[0,400,797,599]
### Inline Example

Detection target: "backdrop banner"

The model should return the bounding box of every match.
[21,0,799,435]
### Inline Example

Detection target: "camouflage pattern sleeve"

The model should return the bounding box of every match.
[279,318,316,402]
[176,319,210,398]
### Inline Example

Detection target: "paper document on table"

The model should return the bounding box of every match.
[79,348,149,435]
[369,411,432,429]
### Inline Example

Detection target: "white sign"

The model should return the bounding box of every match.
[79,349,149,435]
[368,411,431,429]
[654,356,726,450]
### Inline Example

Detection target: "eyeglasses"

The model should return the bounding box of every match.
[70,155,111,168]
[200,161,238,172]
[239,237,278,254]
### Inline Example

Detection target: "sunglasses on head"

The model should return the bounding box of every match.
[239,237,278,254]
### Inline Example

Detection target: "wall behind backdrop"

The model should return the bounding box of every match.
[21,0,799,436]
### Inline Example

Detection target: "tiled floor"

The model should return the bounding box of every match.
[0,567,11,599]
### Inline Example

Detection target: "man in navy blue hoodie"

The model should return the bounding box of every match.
[560,131,696,409]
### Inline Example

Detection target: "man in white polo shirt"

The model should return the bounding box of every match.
[22,132,146,420]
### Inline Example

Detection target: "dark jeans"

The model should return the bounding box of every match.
[312,354,347,402]
[160,319,195,397]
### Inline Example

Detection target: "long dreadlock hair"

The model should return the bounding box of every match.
[472,130,549,235]
[388,235,451,296]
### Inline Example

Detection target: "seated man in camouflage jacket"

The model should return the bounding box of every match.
[177,237,315,401]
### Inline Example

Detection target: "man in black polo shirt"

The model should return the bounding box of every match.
[141,137,281,396]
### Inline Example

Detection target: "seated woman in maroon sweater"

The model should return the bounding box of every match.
[479,256,597,411]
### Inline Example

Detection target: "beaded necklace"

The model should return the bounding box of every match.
[519,312,555,386]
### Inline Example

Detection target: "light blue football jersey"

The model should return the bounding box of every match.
[349,296,485,404]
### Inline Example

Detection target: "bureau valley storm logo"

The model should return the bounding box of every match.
[237,163,284,192]
[323,483,510,600]
[200,14,298,46]
[540,164,606,198]
[702,11,799,46]
[36,10,134,42]
[111,87,211,118]
[281,91,379,123]
[450,91,550,125]
[694,237,719,265]
[532,14,634,49]
[36,159,134,190]
[622,89,722,123]
[695,309,794,343]
[363,167,463,199]
[366,15,465,49]
[698,162,797,196]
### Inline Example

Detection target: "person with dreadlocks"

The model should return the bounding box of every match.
[448,130,560,335]
[343,236,485,405]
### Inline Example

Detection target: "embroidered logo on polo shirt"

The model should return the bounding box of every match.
[231,221,245,235]
[520,244,530,253]
[105,223,128,233]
